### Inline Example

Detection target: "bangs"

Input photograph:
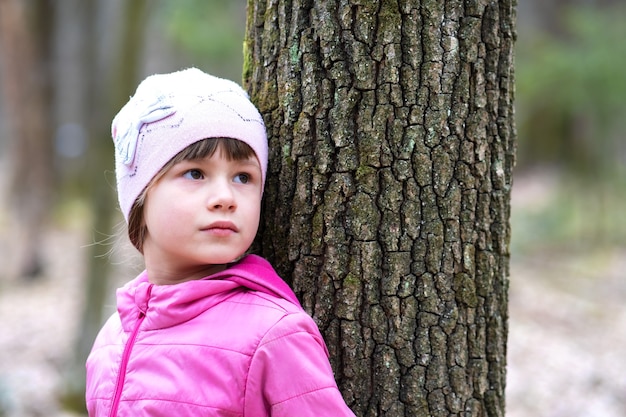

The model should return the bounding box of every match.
[170,137,255,164]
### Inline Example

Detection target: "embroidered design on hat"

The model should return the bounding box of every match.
[113,93,176,166]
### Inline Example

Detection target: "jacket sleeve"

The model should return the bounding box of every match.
[244,311,356,417]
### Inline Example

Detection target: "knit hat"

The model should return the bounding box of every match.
[111,68,267,222]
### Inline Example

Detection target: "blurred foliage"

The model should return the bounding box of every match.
[511,174,626,253]
[515,5,626,178]
[513,4,626,253]
[157,0,247,80]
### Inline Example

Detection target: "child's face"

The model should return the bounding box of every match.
[141,146,262,284]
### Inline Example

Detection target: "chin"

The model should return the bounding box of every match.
[206,253,246,265]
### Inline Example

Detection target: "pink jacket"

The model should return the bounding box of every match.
[86,255,355,417]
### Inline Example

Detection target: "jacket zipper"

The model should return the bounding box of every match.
[109,285,152,417]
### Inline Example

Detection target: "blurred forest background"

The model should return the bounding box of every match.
[0,0,624,416]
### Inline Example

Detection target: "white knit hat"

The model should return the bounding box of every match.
[111,68,267,222]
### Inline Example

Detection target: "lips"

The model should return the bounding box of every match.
[202,221,238,236]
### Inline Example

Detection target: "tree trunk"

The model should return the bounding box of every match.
[62,0,149,411]
[245,1,516,416]
[0,0,55,280]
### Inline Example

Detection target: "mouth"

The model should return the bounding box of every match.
[202,221,239,236]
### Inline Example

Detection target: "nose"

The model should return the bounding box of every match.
[207,179,236,211]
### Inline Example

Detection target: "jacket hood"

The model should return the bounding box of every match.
[117,254,300,332]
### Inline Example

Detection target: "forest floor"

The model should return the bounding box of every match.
[0,174,625,417]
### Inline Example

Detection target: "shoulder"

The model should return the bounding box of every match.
[218,289,318,339]
[255,298,326,352]
[94,312,124,347]
[224,290,330,362]
[243,296,354,416]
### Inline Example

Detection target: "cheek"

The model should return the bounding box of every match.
[249,209,261,236]
[143,194,190,237]
[237,194,261,240]
[144,210,191,249]
[246,196,262,225]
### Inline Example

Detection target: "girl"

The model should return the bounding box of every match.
[85,68,356,417]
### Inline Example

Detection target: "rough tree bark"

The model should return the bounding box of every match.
[245,1,516,416]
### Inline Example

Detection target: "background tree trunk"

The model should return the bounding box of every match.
[62,0,148,411]
[245,1,516,416]
[0,0,55,280]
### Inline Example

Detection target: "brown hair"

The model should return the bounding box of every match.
[127,138,257,252]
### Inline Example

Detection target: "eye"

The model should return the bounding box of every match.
[183,169,204,180]
[234,173,250,184]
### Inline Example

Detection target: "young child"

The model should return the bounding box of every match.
[85,68,356,417]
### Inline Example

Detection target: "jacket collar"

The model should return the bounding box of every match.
[117,255,300,331]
